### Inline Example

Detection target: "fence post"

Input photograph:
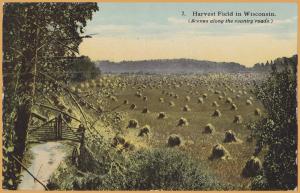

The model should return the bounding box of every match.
[54,117,58,140]
[57,114,62,140]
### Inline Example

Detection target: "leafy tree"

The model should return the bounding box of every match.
[3,3,98,189]
[69,55,101,81]
[251,55,297,190]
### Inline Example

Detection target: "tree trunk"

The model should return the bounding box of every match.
[13,36,37,172]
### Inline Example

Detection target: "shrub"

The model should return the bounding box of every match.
[251,175,269,190]
[49,148,234,191]
[121,148,230,190]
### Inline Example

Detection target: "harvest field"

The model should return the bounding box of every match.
[71,72,266,188]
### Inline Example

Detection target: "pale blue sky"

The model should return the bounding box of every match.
[84,3,297,38]
[80,3,297,66]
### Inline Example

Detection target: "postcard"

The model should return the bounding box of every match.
[2,2,298,191]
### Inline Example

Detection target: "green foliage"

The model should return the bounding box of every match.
[251,55,297,190]
[2,3,98,189]
[251,175,268,190]
[52,148,235,190]
[69,55,101,81]
[121,148,229,190]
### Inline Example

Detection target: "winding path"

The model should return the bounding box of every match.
[18,141,74,190]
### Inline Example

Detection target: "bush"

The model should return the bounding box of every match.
[251,56,297,190]
[109,148,231,190]
[51,148,235,190]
